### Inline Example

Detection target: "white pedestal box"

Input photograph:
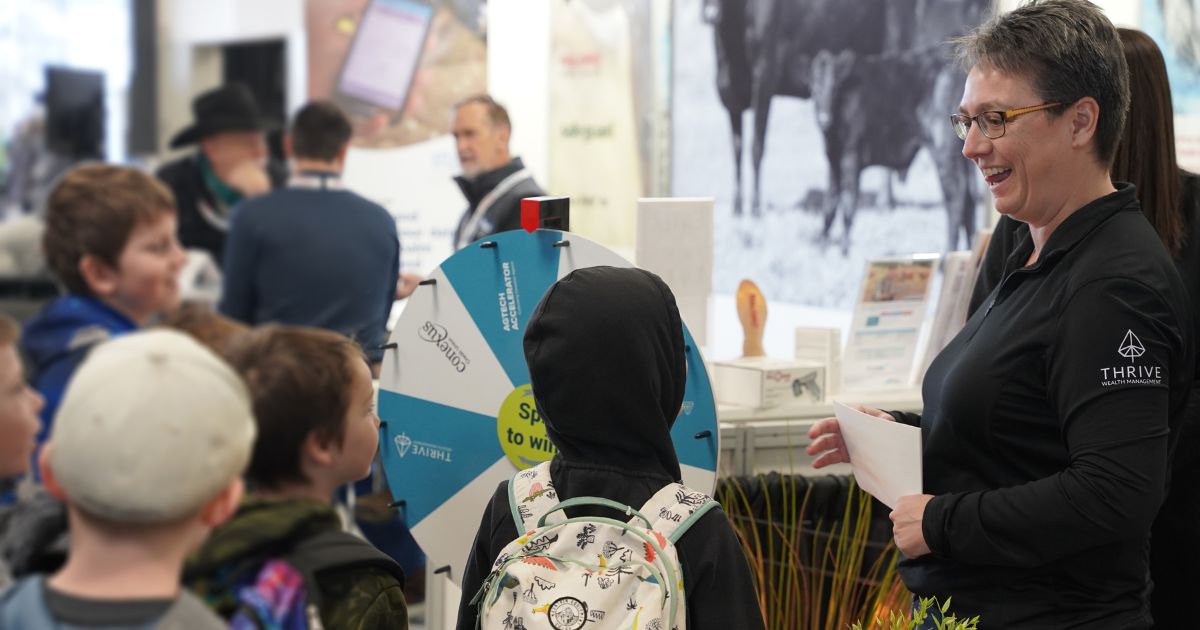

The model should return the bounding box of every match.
[713,357,826,409]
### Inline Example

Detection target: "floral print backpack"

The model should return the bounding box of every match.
[471,462,718,630]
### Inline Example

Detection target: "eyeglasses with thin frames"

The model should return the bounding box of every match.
[950,103,1062,140]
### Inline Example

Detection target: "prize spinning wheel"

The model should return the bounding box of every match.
[377,229,718,584]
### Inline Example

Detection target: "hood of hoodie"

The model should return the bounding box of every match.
[523,266,686,483]
[185,497,341,582]
[22,296,138,438]
[21,296,137,374]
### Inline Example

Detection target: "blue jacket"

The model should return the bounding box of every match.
[219,179,399,362]
[21,296,137,442]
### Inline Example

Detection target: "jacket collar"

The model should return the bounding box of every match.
[1005,183,1139,273]
[454,157,527,207]
[197,153,244,208]
[21,296,138,369]
[184,497,340,576]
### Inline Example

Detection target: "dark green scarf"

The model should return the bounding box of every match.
[198,154,243,208]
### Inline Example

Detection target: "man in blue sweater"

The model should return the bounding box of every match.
[220,101,399,368]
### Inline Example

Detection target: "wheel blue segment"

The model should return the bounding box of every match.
[438,229,564,389]
[671,326,718,474]
[378,390,506,528]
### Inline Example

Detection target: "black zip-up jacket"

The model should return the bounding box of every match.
[155,154,286,263]
[452,157,545,249]
[896,185,1193,628]
[454,267,765,630]
[969,176,1200,628]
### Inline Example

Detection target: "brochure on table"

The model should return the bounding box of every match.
[376,228,719,586]
[841,256,936,392]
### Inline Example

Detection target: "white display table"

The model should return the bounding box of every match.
[715,389,923,477]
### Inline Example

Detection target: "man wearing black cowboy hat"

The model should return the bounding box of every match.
[156,84,284,262]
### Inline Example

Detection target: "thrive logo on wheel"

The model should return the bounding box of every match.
[418,321,471,373]
[393,432,454,463]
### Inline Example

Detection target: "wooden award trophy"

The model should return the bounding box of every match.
[736,279,767,357]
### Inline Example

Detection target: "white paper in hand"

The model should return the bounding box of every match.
[832,401,923,509]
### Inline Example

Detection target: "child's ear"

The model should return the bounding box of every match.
[199,477,244,528]
[302,431,337,469]
[78,254,119,298]
[38,445,67,502]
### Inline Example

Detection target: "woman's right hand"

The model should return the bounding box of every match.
[805,404,895,468]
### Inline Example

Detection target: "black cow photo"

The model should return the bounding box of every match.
[673,0,990,308]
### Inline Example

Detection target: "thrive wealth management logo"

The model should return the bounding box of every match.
[418,321,470,373]
[1101,329,1161,387]
[394,432,453,463]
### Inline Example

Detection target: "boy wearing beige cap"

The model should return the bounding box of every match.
[0,329,256,628]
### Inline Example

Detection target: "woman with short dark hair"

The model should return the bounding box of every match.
[809,1,1194,626]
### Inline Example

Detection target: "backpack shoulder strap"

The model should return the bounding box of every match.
[638,482,719,544]
[506,461,561,533]
[284,529,406,611]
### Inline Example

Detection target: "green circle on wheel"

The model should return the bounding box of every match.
[496,384,557,469]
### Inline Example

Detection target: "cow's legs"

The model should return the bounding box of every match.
[729,106,745,216]
[841,154,861,256]
[956,158,977,249]
[931,141,973,250]
[821,150,840,241]
[750,53,781,218]
[886,170,897,212]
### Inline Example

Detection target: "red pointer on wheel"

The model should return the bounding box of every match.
[521,196,571,233]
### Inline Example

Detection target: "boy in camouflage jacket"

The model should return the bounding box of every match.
[185,326,408,629]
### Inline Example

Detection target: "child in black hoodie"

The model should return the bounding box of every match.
[456,266,765,630]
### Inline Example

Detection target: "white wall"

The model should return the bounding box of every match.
[154,0,307,158]
[486,0,552,187]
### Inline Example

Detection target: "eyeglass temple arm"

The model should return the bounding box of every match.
[1004,102,1061,119]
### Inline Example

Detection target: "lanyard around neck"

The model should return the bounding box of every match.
[457,168,532,249]
[288,171,342,190]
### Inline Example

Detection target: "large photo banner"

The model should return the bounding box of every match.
[548,0,670,254]
[306,0,487,274]
[672,0,989,309]
[1142,0,1200,172]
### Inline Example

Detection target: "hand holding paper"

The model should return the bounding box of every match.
[829,401,923,509]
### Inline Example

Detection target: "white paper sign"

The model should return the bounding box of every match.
[635,197,714,346]
[833,401,922,509]
[343,137,462,276]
